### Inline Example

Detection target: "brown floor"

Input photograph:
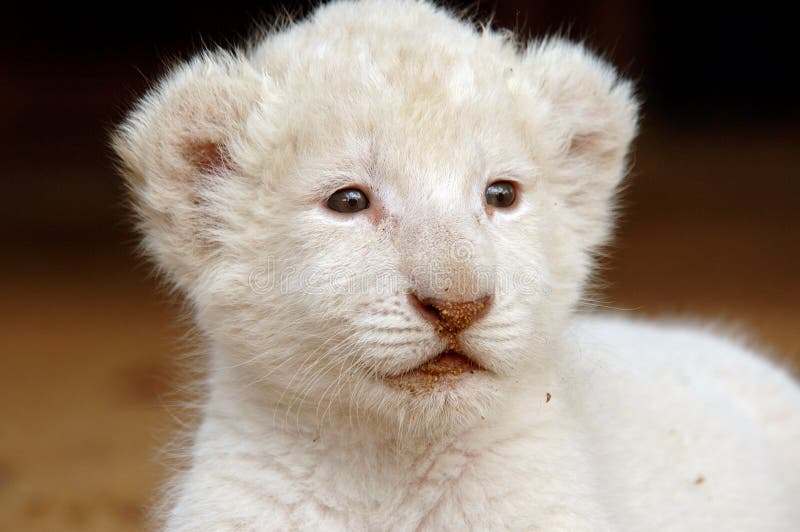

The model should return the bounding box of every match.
[1,128,798,531]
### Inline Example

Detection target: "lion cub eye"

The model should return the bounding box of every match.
[485,181,517,208]
[326,188,370,213]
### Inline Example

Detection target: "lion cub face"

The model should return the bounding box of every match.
[114,0,637,434]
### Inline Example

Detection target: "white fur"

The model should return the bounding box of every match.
[113,0,800,529]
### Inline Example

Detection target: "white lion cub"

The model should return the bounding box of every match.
[113,0,800,529]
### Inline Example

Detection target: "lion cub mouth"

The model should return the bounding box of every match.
[387,349,484,395]
[413,350,481,376]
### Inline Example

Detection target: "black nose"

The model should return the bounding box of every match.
[408,293,492,334]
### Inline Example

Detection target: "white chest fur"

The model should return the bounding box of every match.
[168,384,608,530]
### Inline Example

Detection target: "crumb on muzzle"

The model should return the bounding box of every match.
[431,299,487,337]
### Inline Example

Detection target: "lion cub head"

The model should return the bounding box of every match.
[114,0,637,436]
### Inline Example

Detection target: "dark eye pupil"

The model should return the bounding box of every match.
[327,188,369,213]
[485,181,516,208]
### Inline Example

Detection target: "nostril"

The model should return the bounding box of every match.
[408,293,441,325]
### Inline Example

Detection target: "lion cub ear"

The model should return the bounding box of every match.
[112,51,262,289]
[515,39,639,245]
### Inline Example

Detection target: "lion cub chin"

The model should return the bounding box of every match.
[113,0,800,529]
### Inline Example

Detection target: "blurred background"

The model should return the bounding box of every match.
[2,1,798,529]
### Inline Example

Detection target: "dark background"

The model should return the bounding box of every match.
[2,1,798,530]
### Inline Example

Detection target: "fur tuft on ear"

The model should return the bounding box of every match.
[112,51,263,289]
[514,39,639,247]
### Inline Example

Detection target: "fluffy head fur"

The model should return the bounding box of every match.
[114,0,636,437]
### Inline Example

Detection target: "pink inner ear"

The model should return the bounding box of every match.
[568,131,619,163]
[184,140,227,174]
[568,132,597,156]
